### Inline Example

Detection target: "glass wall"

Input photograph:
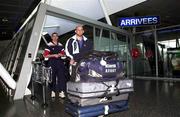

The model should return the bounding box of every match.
[158,39,180,78]
[133,32,155,76]
[133,26,180,79]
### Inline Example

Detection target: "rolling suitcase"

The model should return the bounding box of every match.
[65,100,128,117]
[67,93,129,106]
[67,79,133,98]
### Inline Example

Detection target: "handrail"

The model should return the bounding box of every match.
[0,62,16,89]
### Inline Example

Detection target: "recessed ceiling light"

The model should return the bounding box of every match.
[2,32,7,34]
[165,16,170,18]
[2,18,8,22]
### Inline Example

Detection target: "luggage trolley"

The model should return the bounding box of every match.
[31,61,52,108]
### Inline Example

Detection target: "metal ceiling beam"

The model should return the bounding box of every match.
[134,24,180,34]
[99,0,112,26]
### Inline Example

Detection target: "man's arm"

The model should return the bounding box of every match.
[65,39,77,65]
[58,48,65,57]
[43,47,60,58]
[65,39,74,58]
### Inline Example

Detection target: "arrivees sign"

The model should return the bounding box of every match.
[119,16,160,27]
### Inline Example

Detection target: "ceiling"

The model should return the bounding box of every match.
[43,0,146,35]
[110,0,180,31]
[0,0,41,40]
[46,0,146,21]
[0,0,179,41]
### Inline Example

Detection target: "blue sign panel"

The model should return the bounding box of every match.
[119,16,160,27]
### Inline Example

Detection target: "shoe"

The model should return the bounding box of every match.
[59,91,65,98]
[51,91,55,98]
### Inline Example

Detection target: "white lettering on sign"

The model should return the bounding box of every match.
[105,69,116,73]
[153,17,158,24]
[120,16,159,27]
[105,64,116,68]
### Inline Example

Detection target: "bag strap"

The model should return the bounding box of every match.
[99,79,120,98]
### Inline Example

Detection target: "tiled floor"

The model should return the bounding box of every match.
[0,79,180,117]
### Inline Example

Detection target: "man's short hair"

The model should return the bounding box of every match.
[51,32,58,36]
[75,25,84,30]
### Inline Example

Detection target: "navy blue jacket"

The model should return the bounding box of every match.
[44,42,65,63]
[65,35,93,61]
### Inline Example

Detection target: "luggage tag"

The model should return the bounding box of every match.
[104,105,109,115]
[100,58,107,66]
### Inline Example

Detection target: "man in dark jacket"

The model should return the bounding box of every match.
[43,32,66,98]
[65,25,93,81]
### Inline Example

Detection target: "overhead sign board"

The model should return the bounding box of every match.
[119,16,160,27]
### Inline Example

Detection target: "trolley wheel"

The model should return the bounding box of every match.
[42,103,48,109]
[30,95,36,100]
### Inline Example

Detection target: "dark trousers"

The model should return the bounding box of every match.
[49,60,66,92]
[70,62,80,82]
[70,65,76,81]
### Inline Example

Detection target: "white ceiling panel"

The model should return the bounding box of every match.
[46,0,104,20]
[43,0,146,35]
[43,15,80,35]
[104,0,146,15]
[46,0,146,19]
